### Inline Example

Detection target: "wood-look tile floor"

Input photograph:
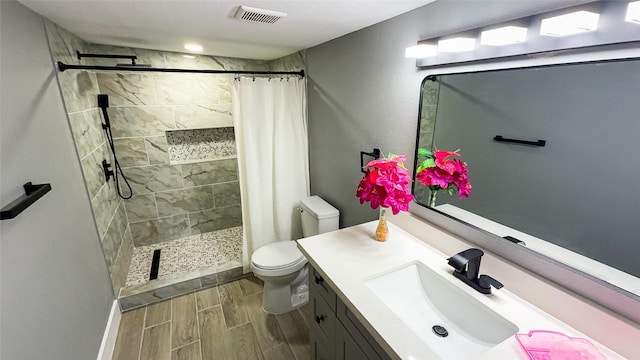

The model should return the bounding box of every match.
[112,274,311,360]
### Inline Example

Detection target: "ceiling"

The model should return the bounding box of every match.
[19,0,435,60]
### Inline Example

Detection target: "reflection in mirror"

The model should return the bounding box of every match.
[413,59,640,295]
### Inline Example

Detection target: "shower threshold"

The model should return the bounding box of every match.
[118,227,244,311]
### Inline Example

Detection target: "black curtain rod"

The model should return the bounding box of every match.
[57,61,304,77]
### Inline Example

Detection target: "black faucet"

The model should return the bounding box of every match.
[447,248,503,294]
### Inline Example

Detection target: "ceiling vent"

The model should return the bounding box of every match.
[234,5,287,24]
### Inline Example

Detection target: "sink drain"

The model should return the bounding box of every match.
[432,325,448,337]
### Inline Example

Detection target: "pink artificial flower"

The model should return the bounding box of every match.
[382,189,414,214]
[434,150,460,175]
[356,154,413,213]
[416,149,472,200]
[416,167,453,188]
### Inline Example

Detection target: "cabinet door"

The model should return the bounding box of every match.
[311,331,333,360]
[336,320,369,360]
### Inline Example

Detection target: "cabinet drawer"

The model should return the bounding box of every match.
[310,285,336,347]
[310,267,336,312]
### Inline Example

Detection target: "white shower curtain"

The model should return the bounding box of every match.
[232,76,310,272]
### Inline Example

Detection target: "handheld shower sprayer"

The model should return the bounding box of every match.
[97,94,111,129]
[98,94,132,199]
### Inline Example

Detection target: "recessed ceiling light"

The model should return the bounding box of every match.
[184,43,203,52]
[626,1,640,24]
[405,44,438,58]
[438,37,476,52]
[480,26,528,46]
[540,11,600,37]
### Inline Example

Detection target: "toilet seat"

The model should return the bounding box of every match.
[251,241,305,270]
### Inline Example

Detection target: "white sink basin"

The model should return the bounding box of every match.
[365,261,519,358]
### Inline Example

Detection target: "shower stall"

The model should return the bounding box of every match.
[44,20,304,310]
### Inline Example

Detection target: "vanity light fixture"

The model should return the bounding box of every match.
[540,11,600,37]
[405,44,438,58]
[625,1,640,24]
[183,43,204,52]
[438,37,476,52]
[480,26,528,46]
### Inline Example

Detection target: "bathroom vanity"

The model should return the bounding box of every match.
[297,215,628,359]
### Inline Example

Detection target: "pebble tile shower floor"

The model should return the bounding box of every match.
[126,227,243,286]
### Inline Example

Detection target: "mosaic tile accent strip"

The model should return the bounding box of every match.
[166,128,236,164]
[125,227,243,287]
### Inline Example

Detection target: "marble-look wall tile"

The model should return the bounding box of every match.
[419,105,436,150]
[167,128,236,164]
[96,73,157,106]
[85,44,166,68]
[58,70,101,113]
[67,110,105,159]
[125,194,158,222]
[80,143,111,199]
[145,136,169,165]
[210,56,270,71]
[101,201,127,273]
[173,104,233,129]
[189,205,242,234]
[213,181,241,207]
[124,165,184,194]
[44,20,88,65]
[130,214,191,246]
[154,74,219,105]
[91,181,121,237]
[113,201,129,241]
[108,107,174,138]
[101,214,121,271]
[217,76,233,104]
[114,138,149,167]
[155,186,214,217]
[111,226,134,294]
[182,159,238,186]
[268,50,305,72]
[164,52,224,70]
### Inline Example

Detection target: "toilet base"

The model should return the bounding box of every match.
[260,266,309,314]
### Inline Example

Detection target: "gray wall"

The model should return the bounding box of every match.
[0,2,114,359]
[306,0,591,228]
[426,61,640,277]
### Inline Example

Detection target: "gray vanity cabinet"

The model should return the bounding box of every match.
[309,266,392,360]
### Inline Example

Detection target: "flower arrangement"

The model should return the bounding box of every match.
[356,154,414,215]
[415,148,471,207]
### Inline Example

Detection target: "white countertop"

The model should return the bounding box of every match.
[297,220,623,360]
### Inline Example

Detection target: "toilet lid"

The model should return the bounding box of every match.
[252,241,305,270]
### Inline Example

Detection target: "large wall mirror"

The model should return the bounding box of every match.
[413,58,640,316]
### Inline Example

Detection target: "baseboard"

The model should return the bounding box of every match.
[97,300,121,360]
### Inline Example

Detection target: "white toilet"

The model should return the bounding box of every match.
[250,195,339,314]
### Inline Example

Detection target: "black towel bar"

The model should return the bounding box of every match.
[493,135,546,147]
[360,148,381,173]
[1,182,52,220]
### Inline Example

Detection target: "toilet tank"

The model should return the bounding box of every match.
[300,195,339,237]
